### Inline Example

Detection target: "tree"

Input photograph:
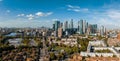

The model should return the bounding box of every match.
[50,52,56,60]
[48,46,52,51]
[22,38,30,46]
[78,38,90,51]
[45,41,49,47]
[57,52,64,60]
[38,41,43,48]
[1,45,15,51]
[65,47,73,55]
[72,46,79,53]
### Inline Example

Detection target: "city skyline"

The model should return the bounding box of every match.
[0,0,120,29]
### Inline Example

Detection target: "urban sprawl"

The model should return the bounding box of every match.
[1,19,120,61]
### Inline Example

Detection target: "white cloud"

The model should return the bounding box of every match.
[67,5,88,12]
[17,14,25,17]
[26,14,34,20]
[52,19,59,21]
[67,8,80,12]
[67,5,80,9]
[103,1,120,9]
[45,12,53,16]
[89,9,120,29]
[17,11,53,20]
[95,2,120,29]
[26,14,34,17]
[107,10,120,20]
[35,12,53,17]
[35,12,44,16]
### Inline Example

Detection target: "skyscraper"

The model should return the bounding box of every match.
[53,21,60,37]
[58,27,63,38]
[60,23,63,28]
[63,21,68,31]
[100,25,106,36]
[78,20,83,34]
[70,19,73,29]
[53,24,55,31]
[90,24,97,34]
[83,20,86,34]
[86,22,89,33]
[54,21,60,31]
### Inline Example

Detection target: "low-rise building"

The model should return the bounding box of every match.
[8,38,22,47]
[61,38,77,46]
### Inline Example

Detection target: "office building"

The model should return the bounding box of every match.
[83,20,86,34]
[63,21,68,31]
[90,24,97,34]
[53,21,60,37]
[54,21,60,31]
[100,25,106,36]
[58,27,63,38]
[78,20,83,34]
[52,24,55,30]
[70,19,73,29]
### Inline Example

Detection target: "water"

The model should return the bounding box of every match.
[6,33,17,36]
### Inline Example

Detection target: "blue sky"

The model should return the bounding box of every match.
[0,0,120,29]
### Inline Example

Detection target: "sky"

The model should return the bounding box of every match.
[0,0,120,29]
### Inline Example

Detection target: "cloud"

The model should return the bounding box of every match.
[107,10,120,20]
[52,19,59,21]
[35,12,53,16]
[26,14,34,20]
[35,12,44,16]
[103,0,120,9]
[67,5,88,12]
[17,14,25,17]
[67,5,80,9]
[67,8,80,12]
[18,11,53,20]
[89,1,120,29]
[88,9,120,29]
[93,2,120,29]
[45,12,53,16]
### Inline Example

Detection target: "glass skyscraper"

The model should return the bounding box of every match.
[70,19,73,29]
[78,20,83,34]
[90,24,97,34]
[54,21,60,31]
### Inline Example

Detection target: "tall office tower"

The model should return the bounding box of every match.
[83,20,86,34]
[78,22,80,32]
[54,21,60,31]
[70,19,73,29]
[58,27,63,38]
[52,23,55,30]
[60,23,63,28]
[104,27,107,35]
[78,20,83,34]
[86,22,88,28]
[63,21,68,31]
[86,26,91,35]
[86,22,89,33]
[53,21,60,37]
[68,23,71,29]
[90,24,97,34]
[65,21,68,30]
[63,22,66,31]
[100,25,105,36]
